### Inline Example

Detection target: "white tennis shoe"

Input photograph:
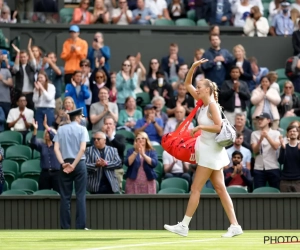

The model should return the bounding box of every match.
[222,224,243,238]
[164,222,189,237]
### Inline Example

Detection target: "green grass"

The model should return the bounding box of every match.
[1,230,300,250]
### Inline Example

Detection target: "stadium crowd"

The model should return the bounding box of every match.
[0,0,300,196]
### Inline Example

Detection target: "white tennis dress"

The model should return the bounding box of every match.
[194,101,230,170]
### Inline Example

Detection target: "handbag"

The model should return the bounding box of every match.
[161,99,203,164]
[215,109,237,147]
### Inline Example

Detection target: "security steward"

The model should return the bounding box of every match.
[53,108,90,229]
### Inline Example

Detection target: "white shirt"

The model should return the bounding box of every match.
[231,2,253,27]
[163,150,186,174]
[22,64,33,93]
[32,83,56,108]
[145,0,167,16]
[7,107,34,131]
[243,16,270,37]
[163,117,194,134]
[112,8,133,25]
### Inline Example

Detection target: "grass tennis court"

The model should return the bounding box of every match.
[1,230,300,250]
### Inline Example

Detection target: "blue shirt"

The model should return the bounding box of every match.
[87,46,111,71]
[45,66,64,99]
[65,84,90,117]
[132,8,157,25]
[272,13,294,36]
[216,0,224,23]
[53,121,90,160]
[134,117,164,143]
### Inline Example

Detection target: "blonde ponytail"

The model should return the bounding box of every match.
[211,81,219,103]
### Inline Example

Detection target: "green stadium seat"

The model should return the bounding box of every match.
[136,92,151,107]
[197,19,208,26]
[279,117,300,133]
[59,8,74,23]
[3,180,9,191]
[32,150,41,159]
[277,79,289,93]
[158,188,185,194]
[253,187,280,193]
[3,172,15,190]
[0,131,23,151]
[161,177,189,193]
[33,190,60,195]
[201,187,216,194]
[5,145,32,169]
[25,131,45,145]
[20,159,41,182]
[156,180,159,193]
[275,68,287,80]
[136,106,143,113]
[153,145,164,160]
[11,178,39,194]
[154,19,175,26]
[124,143,134,156]
[2,159,19,177]
[122,179,126,193]
[263,3,269,18]
[2,190,27,195]
[226,186,248,194]
[187,10,196,21]
[155,161,164,176]
[116,130,135,144]
[294,92,300,100]
[175,18,196,26]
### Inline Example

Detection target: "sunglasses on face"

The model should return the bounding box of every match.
[285,86,292,89]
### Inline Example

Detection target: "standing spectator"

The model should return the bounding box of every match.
[125,131,158,194]
[112,0,133,25]
[109,72,117,103]
[269,0,282,23]
[61,25,88,85]
[145,0,171,20]
[248,57,269,89]
[202,35,233,88]
[93,0,110,24]
[71,0,93,25]
[243,6,269,37]
[127,53,147,94]
[270,1,294,36]
[292,20,300,55]
[278,125,300,192]
[31,118,60,193]
[132,0,157,24]
[205,0,232,26]
[231,0,253,27]
[0,145,4,195]
[251,113,281,189]
[0,5,17,23]
[79,59,92,119]
[267,71,280,94]
[32,71,56,130]
[0,107,4,132]
[152,96,169,126]
[168,0,186,21]
[30,45,47,73]
[234,113,253,151]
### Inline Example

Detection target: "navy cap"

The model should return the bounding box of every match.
[144,104,157,110]
[69,25,80,33]
[67,108,83,117]
[256,113,271,120]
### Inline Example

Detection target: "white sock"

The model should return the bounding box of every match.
[181,215,192,227]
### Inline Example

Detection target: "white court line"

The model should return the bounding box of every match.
[81,238,220,250]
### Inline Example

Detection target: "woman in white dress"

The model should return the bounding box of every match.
[164,58,243,238]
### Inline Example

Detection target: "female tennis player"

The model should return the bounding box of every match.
[164,58,243,238]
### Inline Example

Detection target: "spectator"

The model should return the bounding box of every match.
[251,76,281,130]
[278,80,300,118]
[32,71,56,130]
[205,0,232,26]
[30,45,47,73]
[278,125,300,192]
[202,34,234,88]
[282,120,300,144]
[209,25,220,36]
[152,96,168,126]
[116,59,138,110]
[219,66,250,125]
[161,43,184,81]
[90,69,110,104]
[0,5,17,23]
[125,131,158,194]
[109,72,117,103]
[224,151,252,190]
[231,0,253,27]
[292,20,300,55]
[168,0,186,20]
[86,131,122,194]
[234,113,253,151]
[171,63,189,92]
[0,50,12,70]
[132,0,157,24]
[134,104,164,145]
[118,96,143,131]
[251,112,281,189]
[61,25,88,85]
[270,1,294,36]
[267,71,280,94]
[90,87,118,135]
[163,150,191,183]
[7,95,34,142]
[269,0,282,23]
[292,0,300,12]
[127,53,146,94]
[93,0,110,24]
[104,0,118,17]
[194,0,208,21]
[112,0,133,25]
[65,71,90,117]
[243,6,269,37]
[291,8,300,31]
[0,145,4,195]
[44,52,64,115]
[145,58,168,92]
[164,105,194,134]
[87,32,111,71]
[79,59,92,119]
[226,133,252,170]
[11,41,36,111]
[31,118,60,193]
[248,56,269,88]
[191,49,205,86]
[71,0,93,24]
[0,107,4,132]
[145,0,171,20]
[249,0,264,13]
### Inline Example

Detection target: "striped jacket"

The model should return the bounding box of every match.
[85,145,122,193]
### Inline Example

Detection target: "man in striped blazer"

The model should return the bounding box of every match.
[85,131,122,194]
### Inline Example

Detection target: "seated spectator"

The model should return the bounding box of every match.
[31,118,60,193]
[33,71,56,130]
[278,81,300,119]
[278,125,300,192]
[167,83,194,117]
[171,63,189,92]
[231,0,253,27]
[134,104,164,145]
[118,96,143,131]
[219,66,250,125]
[71,0,93,24]
[0,145,3,195]
[144,58,168,92]
[163,150,191,183]
[292,20,300,56]
[291,8,300,31]
[132,0,157,25]
[270,1,294,36]
[112,0,133,25]
[164,105,194,134]
[152,96,168,126]
[93,0,110,24]
[267,71,280,94]
[7,95,34,143]
[244,6,269,37]
[125,131,158,194]
[248,57,269,88]
[226,133,252,170]
[224,151,252,190]
[0,107,4,132]
[168,0,186,20]
[127,53,146,94]
[251,113,281,189]
[65,71,90,117]
[90,69,111,104]
[205,0,232,26]
[86,131,122,194]
[145,0,171,20]
[251,76,281,130]
[90,87,118,135]
[234,113,253,151]
[0,5,17,23]
[269,0,281,23]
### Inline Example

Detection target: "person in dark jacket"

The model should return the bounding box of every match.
[205,0,232,25]
[219,66,251,125]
